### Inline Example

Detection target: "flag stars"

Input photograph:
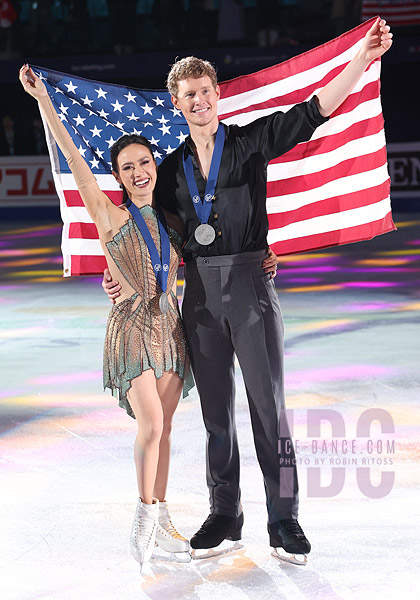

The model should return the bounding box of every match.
[53,86,64,95]
[82,95,94,107]
[141,103,153,115]
[95,87,108,99]
[131,128,142,135]
[106,136,117,148]
[124,91,137,103]
[150,136,160,146]
[157,115,169,124]
[153,96,165,106]
[98,108,109,119]
[78,145,87,157]
[114,121,125,130]
[94,147,105,159]
[111,99,124,112]
[176,131,188,144]
[90,157,100,169]
[159,124,171,136]
[73,114,86,126]
[164,145,175,154]
[153,150,163,160]
[64,81,78,94]
[89,125,102,137]
[127,113,140,121]
[170,106,182,118]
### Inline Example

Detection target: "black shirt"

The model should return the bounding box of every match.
[156,97,328,259]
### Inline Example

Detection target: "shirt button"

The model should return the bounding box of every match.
[213,213,218,219]
[203,258,209,264]
[217,231,222,237]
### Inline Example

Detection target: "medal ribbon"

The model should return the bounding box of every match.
[182,123,225,225]
[126,200,170,294]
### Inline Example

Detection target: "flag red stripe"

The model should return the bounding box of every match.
[270,213,396,256]
[267,181,390,228]
[272,114,384,164]
[267,150,387,196]
[64,189,122,207]
[69,222,100,239]
[219,19,377,99]
[69,255,108,276]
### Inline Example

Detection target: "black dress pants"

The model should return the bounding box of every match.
[182,250,299,523]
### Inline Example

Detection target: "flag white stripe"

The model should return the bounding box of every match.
[267,197,391,243]
[61,222,72,275]
[61,205,95,223]
[266,164,389,213]
[307,96,382,142]
[268,130,386,180]
[59,172,120,191]
[66,238,104,255]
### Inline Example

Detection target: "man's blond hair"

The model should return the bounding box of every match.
[166,56,218,98]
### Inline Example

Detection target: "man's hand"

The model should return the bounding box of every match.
[360,18,393,63]
[102,268,121,304]
[262,247,278,279]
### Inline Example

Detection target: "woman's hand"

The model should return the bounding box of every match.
[359,18,393,63]
[19,64,48,100]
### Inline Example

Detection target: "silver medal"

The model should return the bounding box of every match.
[195,223,216,245]
[159,292,169,314]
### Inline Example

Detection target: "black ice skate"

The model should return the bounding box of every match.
[190,512,244,559]
[268,519,311,566]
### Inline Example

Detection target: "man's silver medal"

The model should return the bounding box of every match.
[194,223,216,245]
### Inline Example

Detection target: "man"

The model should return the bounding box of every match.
[104,18,392,562]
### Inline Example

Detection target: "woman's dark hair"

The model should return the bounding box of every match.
[110,134,155,204]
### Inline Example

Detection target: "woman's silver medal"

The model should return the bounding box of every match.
[159,292,169,314]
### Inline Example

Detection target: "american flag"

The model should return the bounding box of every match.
[362,1,420,27]
[35,17,394,276]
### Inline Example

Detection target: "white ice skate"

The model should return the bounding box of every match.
[153,501,191,563]
[130,498,159,569]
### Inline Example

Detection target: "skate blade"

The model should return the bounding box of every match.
[271,548,307,566]
[192,540,243,560]
[153,542,192,563]
[151,547,192,563]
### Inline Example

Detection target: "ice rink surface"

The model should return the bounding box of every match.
[1,216,419,599]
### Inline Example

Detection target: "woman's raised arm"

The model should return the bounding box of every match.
[19,65,113,230]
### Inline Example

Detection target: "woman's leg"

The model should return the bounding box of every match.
[126,370,164,504]
[153,370,183,501]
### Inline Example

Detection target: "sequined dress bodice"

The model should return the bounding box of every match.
[106,205,180,303]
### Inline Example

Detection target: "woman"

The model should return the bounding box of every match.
[19,64,193,567]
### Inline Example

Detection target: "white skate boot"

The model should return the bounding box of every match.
[154,501,191,562]
[130,498,159,568]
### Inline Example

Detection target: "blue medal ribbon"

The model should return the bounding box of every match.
[126,200,170,294]
[182,123,225,225]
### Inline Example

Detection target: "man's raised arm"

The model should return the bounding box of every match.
[316,18,392,118]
